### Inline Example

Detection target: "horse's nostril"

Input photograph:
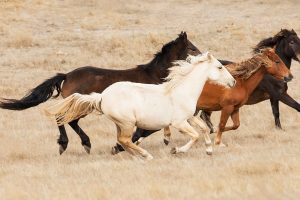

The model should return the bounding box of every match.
[284,75,293,82]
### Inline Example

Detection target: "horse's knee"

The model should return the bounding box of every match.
[232,123,240,130]
[218,123,226,132]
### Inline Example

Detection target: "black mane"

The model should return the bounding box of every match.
[138,33,186,69]
[253,29,297,53]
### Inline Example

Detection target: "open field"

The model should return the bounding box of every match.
[0,0,300,199]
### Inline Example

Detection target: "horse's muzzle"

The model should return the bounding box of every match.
[284,74,293,82]
[227,79,236,88]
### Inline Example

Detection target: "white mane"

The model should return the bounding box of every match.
[164,52,210,92]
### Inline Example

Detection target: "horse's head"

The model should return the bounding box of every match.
[254,29,300,64]
[196,52,236,88]
[161,32,201,62]
[278,29,300,62]
[262,48,293,82]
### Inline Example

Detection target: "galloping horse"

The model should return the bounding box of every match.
[112,48,292,153]
[46,53,236,160]
[0,32,201,154]
[200,29,300,131]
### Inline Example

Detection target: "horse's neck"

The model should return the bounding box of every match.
[275,41,292,68]
[140,59,172,80]
[244,66,266,95]
[169,65,208,105]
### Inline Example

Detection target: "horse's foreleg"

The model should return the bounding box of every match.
[215,107,233,146]
[279,93,300,112]
[163,127,171,145]
[57,125,69,155]
[69,119,91,154]
[117,126,153,160]
[171,120,200,154]
[189,117,212,155]
[270,98,282,129]
[223,109,240,132]
[200,111,215,133]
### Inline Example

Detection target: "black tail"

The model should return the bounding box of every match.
[0,73,66,110]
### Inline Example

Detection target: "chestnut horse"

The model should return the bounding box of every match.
[0,32,201,154]
[111,48,292,153]
[201,29,300,131]
[197,49,292,146]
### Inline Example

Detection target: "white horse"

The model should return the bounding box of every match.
[46,52,235,160]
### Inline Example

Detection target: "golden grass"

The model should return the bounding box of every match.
[0,0,300,199]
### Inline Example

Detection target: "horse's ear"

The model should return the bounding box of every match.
[181,31,187,42]
[263,48,275,59]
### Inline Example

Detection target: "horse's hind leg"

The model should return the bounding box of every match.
[200,111,215,133]
[171,120,200,154]
[133,129,157,145]
[111,128,157,155]
[270,98,282,129]
[57,125,69,155]
[117,126,153,160]
[69,119,91,154]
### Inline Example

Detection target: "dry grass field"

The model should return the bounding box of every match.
[0,0,300,199]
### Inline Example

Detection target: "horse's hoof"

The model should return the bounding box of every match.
[83,145,91,154]
[170,147,177,154]
[59,145,66,155]
[111,146,119,155]
[163,139,169,145]
[145,154,154,161]
[206,150,213,155]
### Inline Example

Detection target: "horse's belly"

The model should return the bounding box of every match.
[135,104,172,130]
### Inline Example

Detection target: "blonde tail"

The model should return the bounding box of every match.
[45,93,102,125]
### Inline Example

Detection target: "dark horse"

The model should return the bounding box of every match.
[0,32,201,154]
[112,29,300,154]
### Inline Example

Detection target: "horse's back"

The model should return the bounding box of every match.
[61,66,147,97]
[101,82,172,129]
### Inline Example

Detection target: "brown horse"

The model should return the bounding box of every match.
[196,48,292,146]
[0,32,201,154]
[201,29,300,131]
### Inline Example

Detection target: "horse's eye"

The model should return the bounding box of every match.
[218,66,222,70]
[275,60,280,64]
[290,40,295,45]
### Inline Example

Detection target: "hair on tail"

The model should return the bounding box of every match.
[45,92,102,125]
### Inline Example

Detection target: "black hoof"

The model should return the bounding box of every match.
[111,146,120,155]
[163,139,169,145]
[170,147,177,154]
[82,141,91,154]
[83,145,91,154]
[59,143,68,155]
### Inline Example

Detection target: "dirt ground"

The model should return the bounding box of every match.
[0,0,300,199]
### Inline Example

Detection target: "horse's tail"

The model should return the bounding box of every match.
[0,73,66,110]
[45,93,102,126]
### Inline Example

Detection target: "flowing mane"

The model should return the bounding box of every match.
[138,32,187,69]
[226,51,271,79]
[253,29,297,53]
[164,53,209,92]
